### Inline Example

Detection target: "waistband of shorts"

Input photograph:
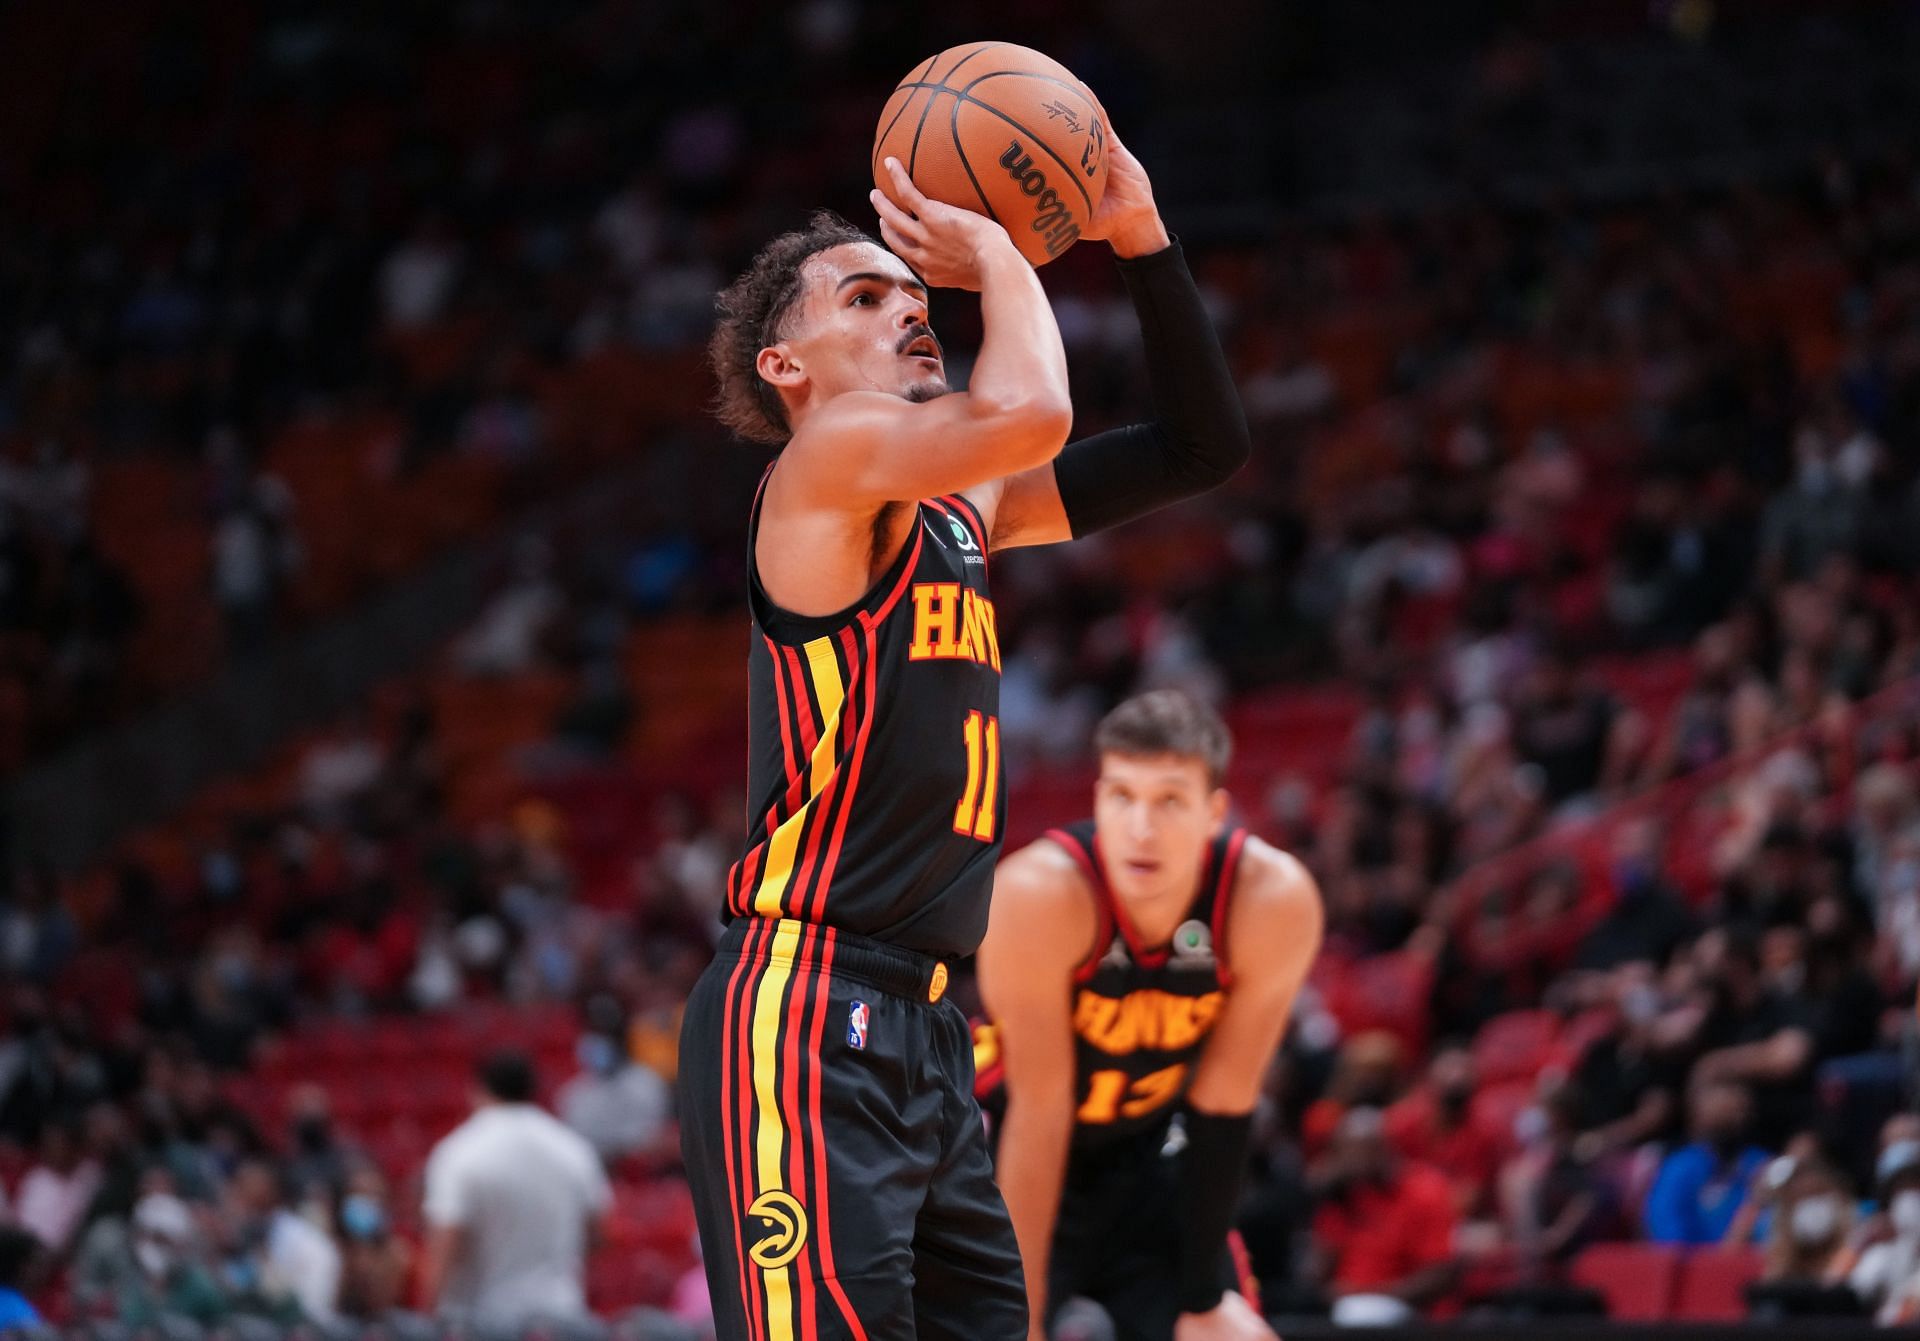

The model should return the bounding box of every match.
[717,917,951,1004]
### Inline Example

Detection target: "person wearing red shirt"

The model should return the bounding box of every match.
[1384,1043,1503,1218]
[1310,1107,1459,1322]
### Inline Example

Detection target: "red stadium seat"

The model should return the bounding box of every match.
[1674,1246,1765,1320]
[1472,1010,1561,1085]
[1468,1078,1535,1152]
[1569,1243,1681,1320]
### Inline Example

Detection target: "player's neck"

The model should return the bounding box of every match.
[1115,878,1203,948]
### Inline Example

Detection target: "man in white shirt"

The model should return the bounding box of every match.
[15,1121,102,1253]
[228,1159,341,1324]
[421,1051,611,1328]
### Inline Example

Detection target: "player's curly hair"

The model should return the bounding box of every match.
[709,211,877,446]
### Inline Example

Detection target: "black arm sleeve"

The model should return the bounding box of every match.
[1175,1109,1255,1314]
[1052,240,1252,539]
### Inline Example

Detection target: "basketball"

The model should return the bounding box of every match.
[873,42,1111,267]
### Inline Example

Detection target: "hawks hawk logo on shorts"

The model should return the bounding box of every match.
[745,1189,809,1269]
[848,999,869,1050]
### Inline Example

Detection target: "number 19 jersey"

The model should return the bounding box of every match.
[726,487,1004,957]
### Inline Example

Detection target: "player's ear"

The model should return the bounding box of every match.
[756,343,806,391]
[1208,787,1230,828]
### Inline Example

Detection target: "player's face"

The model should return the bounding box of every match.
[784,243,949,405]
[1093,753,1229,910]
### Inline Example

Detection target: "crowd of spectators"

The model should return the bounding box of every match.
[6,0,1920,1334]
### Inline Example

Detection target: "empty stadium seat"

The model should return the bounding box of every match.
[1569,1242,1681,1320]
[1472,1010,1561,1085]
[1674,1246,1766,1321]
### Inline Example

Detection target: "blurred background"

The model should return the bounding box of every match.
[4,0,1920,1335]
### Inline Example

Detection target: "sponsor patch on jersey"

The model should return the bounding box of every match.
[1170,918,1215,970]
[848,999,869,1050]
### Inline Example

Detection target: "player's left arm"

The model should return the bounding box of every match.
[964,130,1252,551]
[1175,839,1324,1323]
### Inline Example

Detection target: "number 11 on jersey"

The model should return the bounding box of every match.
[953,710,1001,841]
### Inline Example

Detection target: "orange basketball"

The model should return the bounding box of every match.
[873,42,1110,267]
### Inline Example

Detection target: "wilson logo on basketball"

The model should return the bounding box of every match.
[999,141,1081,258]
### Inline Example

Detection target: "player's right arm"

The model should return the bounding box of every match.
[779,159,1072,508]
[978,839,1098,1341]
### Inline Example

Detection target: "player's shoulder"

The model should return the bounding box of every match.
[1226,835,1324,954]
[985,834,1098,954]
[998,830,1092,890]
[1232,834,1321,913]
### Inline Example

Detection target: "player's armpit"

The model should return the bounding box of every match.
[781,387,1070,512]
[1186,841,1324,1116]
[970,460,1072,551]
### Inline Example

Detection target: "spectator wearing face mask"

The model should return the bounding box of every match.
[1385,1043,1501,1219]
[556,1026,673,1164]
[335,1165,413,1320]
[283,1085,353,1207]
[1644,1080,1771,1244]
[1569,968,1688,1162]
[1573,819,1697,972]
[1505,1082,1616,1278]
[1757,1156,1855,1285]
[1685,927,1818,1148]
[1309,1106,1460,1323]
[74,1187,232,1327]
[1849,1143,1920,1323]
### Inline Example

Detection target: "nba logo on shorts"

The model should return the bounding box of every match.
[848,1000,869,1050]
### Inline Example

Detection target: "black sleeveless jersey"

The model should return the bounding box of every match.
[1048,819,1246,1150]
[725,479,1004,957]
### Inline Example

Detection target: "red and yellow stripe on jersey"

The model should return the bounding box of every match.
[725,519,922,925]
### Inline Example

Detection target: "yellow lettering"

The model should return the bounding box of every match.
[907,584,1003,668]
[1073,989,1226,1056]
[954,591,978,661]
[909,583,961,660]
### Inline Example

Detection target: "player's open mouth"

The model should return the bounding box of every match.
[901,335,942,364]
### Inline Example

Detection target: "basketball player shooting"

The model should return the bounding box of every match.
[679,127,1252,1339]
[978,693,1323,1341]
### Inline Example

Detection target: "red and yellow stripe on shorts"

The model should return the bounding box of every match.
[718,918,870,1341]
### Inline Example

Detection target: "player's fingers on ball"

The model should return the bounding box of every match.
[871,196,924,248]
[869,188,913,232]
[882,157,931,214]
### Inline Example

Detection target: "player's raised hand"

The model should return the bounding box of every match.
[871,157,1018,291]
[1080,129,1169,258]
[1174,1290,1279,1341]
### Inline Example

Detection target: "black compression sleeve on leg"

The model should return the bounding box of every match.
[1175,1109,1255,1315]
[1053,240,1251,538]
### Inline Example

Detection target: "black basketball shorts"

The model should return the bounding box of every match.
[680,916,1028,1340]
[1046,1125,1253,1341]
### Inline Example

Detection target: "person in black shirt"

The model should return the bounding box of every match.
[1683,928,1817,1149]
[1508,647,1626,809]
[1570,969,1687,1159]
[1573,818,1697,973]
